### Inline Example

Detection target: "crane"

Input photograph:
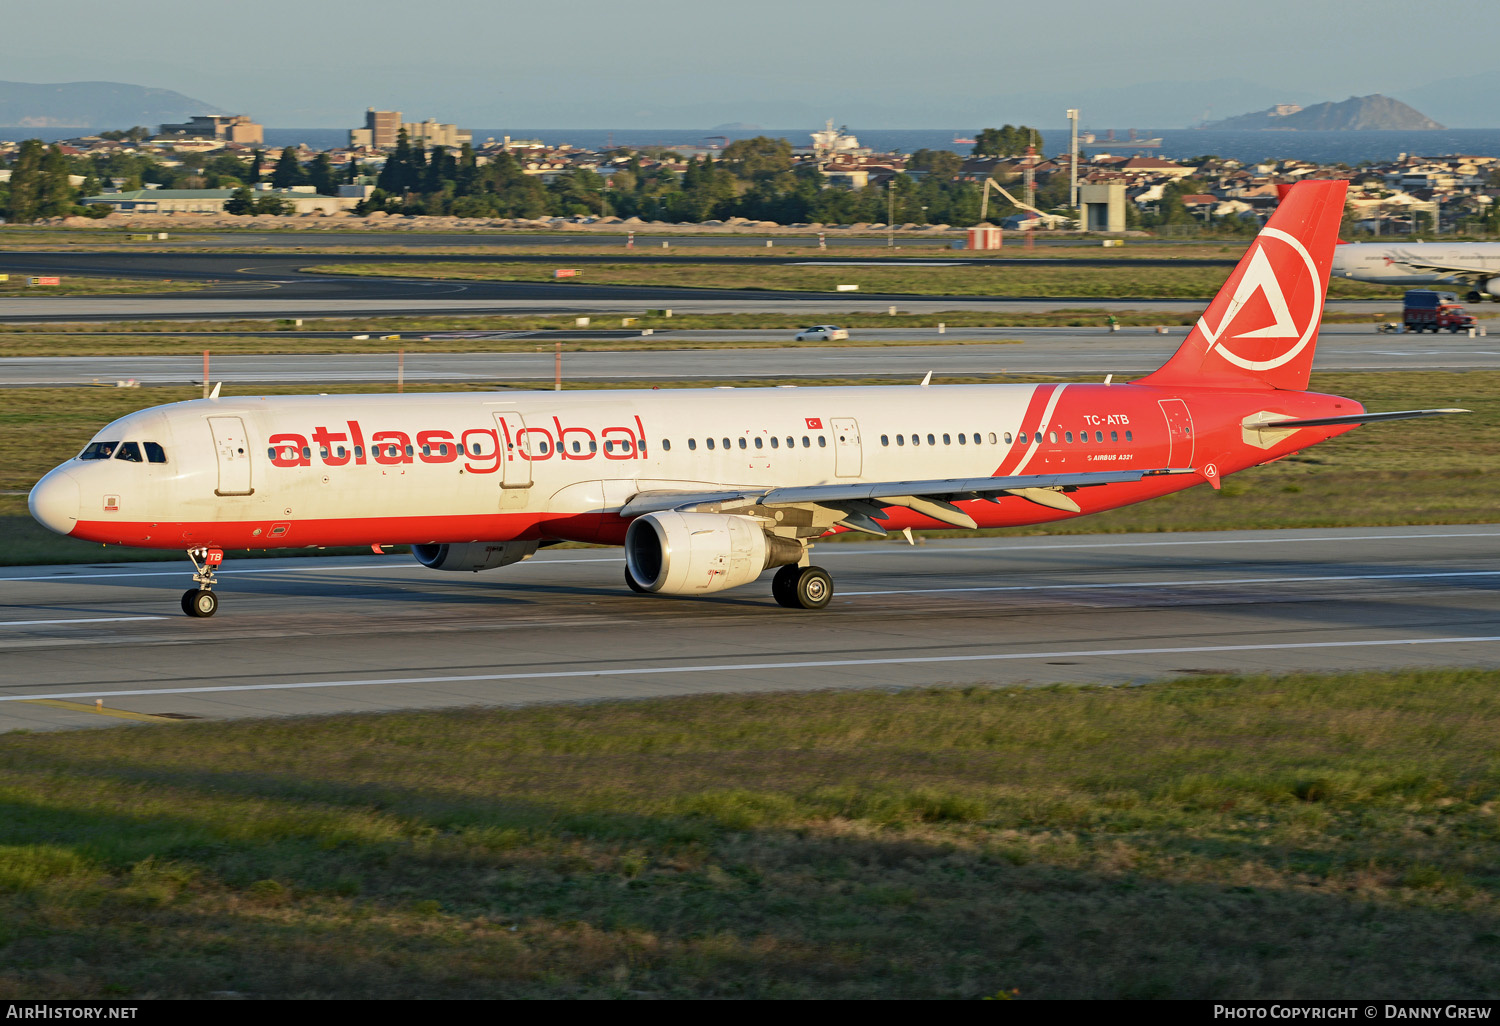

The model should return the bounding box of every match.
[976,175,1074,229]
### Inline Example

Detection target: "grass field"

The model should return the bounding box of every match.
[2,668,1499,998]
[309,260,1406,301]
[0,276,202,297]
[0,371,1492,565]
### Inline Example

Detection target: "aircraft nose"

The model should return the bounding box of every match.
[28,468,81,537]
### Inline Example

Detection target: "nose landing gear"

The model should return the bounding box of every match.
[182,547,223,618]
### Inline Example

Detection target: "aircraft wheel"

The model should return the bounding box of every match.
[791,566,833,610]
[624,567,650,594]
[771,564,801,607]
[1468,291,1483,303]
[182,589,218,618]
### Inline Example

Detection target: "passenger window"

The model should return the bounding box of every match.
[688,438,697,450]
[337,446,348,458]
[881,435,889,446]
[958,434,966,444]
[818,437,827,447]
[589,441,597,453]
[354,446,363,459]
[802,436,810,447]
[114,442,143,462]
[1078,431,1087,444]
[1126,431,1133,442]
[911,434,920,446]
[897,435,905,446]
[1065,431,1073,443]
[739,438,747,449]
[320,446,330,458]
[1018,432,1026,444]
[267,447,276,460]
[723,438,731,449]
[707,438,715,450]
[439,444,450,456]
[1049,432,1058,443]
[539,440,550,455]
[405,445,414,457]
[421,444,431,456]
[1004,432,1013,444]
[1095,431,1103,443]
[754,437,763,449]
[303,447,312,460]
[942,433,951,445]
[1110,431,1118,443]
[662,439,671,451]
[604,441,613,454]
[572,440,582,453]
[988,432,998,444]
[787,437,795,448]
[144,442,167,464]
[80,441,119,460]
[927,434,936,445]
[770,437,778,448]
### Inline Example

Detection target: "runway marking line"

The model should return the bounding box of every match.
[0,616,167,627]
[4,635,1500,705]
[3,530,1499,584]
[841,569,1500,597]
[20,699,179,723]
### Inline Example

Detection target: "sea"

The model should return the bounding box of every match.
[10,125,1500,164]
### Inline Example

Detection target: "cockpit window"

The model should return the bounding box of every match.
[79,441,119,460]
[115,442,144,462]
[144,442,167,464]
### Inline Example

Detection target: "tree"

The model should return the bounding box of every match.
[270,147,304,189]
[225,188,256,215]
[253,193,290,215]
[37,146,78,217]
[4,140,45,221]
[972,126,1042,158]
[308,153,339,196]
[721,136,793,180]
[908,149,963,179]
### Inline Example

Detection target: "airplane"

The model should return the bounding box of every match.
[1331,239,1500,302]
[27,180,1468,618]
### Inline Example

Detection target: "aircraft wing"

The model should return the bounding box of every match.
[620,466,1194,534]
[1390,256,1496,280]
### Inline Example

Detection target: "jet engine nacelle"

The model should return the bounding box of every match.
[625,512,803,595]
[411,540,539,572]
[1487,277,1500,298]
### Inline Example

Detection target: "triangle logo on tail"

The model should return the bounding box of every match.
[1206,244,1297,351]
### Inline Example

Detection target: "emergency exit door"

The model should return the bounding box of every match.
[1157,399,1195,469]
[208,416,253,496]
[830,417,862,477]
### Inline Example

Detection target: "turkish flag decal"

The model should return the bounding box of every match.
[805,417,823,429]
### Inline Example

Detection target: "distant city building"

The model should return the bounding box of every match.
[348,110,469,150]
[349,109,402,149]
[401,119,471,149]
[157,114,263,145]
[81,185,361,216]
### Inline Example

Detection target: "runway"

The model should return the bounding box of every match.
[4,323,1493,385]
[3,524,1499,732]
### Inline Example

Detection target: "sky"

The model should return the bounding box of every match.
[4,0,1495,127]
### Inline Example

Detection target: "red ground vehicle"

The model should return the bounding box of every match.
[1404,290,1477,333]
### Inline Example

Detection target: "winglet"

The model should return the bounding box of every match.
[920,371,932,388]
[209,382,222,400]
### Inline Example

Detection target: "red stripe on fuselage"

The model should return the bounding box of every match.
[993,383,1055,476]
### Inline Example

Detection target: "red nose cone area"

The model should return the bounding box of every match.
[28,469,81,537]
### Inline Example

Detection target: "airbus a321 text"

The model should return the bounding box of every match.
[28,181,1466,617]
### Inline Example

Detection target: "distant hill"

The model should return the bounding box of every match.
[0,81,222,130]
[1203,94,1443,131]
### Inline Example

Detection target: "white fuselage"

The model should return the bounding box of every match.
[1331,241,1500,292]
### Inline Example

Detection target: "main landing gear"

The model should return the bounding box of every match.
[182,547,223,618]
[772,564,833,610]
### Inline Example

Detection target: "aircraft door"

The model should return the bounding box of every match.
[830,417,862,477]
[1157,399,1195,468]
[493,411,531,508]
[207,416,253,496]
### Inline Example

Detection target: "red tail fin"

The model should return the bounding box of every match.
[1139,179,1347,392]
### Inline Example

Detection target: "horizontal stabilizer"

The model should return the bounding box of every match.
[1243,408,1469,431]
